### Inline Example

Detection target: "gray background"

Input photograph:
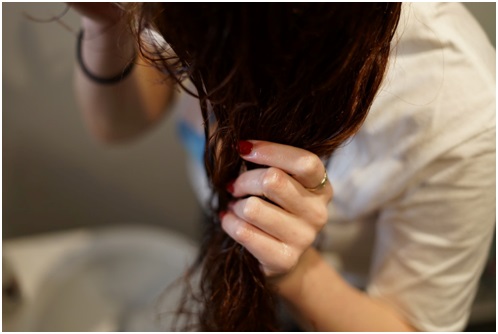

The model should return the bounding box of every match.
[3,3,496,242]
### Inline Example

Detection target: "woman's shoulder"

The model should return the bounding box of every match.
[360,2,494,162]
[327,3,495,217]
[398,3,494,70]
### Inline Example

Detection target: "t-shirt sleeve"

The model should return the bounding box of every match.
[366,127,495,331]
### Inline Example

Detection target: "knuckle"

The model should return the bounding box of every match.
[284,256,300,273]
[326,182,334,200]
[242,196,261,222]
[300,229,317,247]
[314,206,329,226]
[232,220,252,244]
[297,154,323,179]
[261,167,286,195]
[275,244,299,273]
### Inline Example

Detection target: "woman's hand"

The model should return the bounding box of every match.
[68,2,125,28]
[220,140,332,278]
[71,3,173,143]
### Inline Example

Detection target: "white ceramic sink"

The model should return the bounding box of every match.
[3,225,198,331]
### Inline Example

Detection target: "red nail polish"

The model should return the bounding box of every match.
[219,211,227,220]
[226,180,235,194]
[238,140,253,155]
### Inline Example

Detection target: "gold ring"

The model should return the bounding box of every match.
[306,170,328,191]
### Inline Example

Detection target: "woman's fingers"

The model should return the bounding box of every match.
[230,197,317,247]
[229,168,330,224]
[238,140,331,192]
[221,211,301,276]
[221,140,334,277]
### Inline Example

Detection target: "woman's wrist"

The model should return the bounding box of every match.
[269,247,416,331]
[78,17,136,79]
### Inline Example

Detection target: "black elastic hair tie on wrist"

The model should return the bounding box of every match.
[77,29,136,85]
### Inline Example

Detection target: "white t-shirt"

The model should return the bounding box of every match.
[174,3,495,331]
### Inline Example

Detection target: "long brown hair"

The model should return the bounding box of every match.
[126,3,401,331]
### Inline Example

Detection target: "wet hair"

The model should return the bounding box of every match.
[127,3,401,331]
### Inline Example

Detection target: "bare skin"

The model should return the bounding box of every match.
[71,3,174,143]
[221,140,417,331]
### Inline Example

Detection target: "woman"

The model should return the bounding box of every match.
[72,3,495,331]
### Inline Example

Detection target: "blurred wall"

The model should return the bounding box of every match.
[3,3,202,240]
[3,3,495,240]
[465,2,496,45]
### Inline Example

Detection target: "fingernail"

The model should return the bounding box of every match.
[238,140,253,155]
[219,211,227,220]
[226,180,235,194]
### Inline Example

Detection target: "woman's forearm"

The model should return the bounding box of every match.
[273,247,417,332]
[74,18,174,143]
